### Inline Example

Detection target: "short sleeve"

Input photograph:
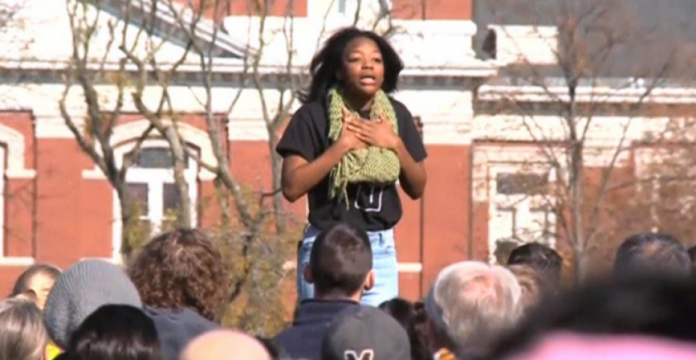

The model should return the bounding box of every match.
[276,105,318,161]
[393,100,427,162]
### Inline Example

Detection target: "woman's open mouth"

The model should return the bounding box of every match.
[359,75,377,86]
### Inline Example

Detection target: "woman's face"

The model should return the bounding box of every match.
[28,272,56,310]
[340,36,385,99]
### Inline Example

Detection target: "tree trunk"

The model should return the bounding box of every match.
[164,126,192,228]
[567,85,587,282]
[570,143,586,282]
[267,129,286,235]
[116,184,136,260]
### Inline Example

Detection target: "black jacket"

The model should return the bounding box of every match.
[274,299,360,360]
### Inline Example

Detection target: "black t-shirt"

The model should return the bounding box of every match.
[276,96,427,232]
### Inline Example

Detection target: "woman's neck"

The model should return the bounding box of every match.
[344,91,374,112]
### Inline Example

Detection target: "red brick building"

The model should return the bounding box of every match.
[0,0,692,298]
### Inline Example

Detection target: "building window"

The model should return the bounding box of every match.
[496,172,549,195]
[338,0,347,14]
[125,144,198,236]
[489,169,556,263]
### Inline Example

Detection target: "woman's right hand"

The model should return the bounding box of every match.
[337,107,367,151]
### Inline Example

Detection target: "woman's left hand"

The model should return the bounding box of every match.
[347,113,400,150]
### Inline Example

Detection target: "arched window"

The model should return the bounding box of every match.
[82,120,217,262]
[125,141,199,236]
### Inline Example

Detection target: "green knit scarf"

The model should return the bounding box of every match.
[328,87,401,205]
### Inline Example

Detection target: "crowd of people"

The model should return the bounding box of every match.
[4,225,696,360]
[5,23,696,360]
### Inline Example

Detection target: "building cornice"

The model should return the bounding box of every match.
[0,59,497,88]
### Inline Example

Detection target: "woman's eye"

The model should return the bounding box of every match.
[373,58,383,63]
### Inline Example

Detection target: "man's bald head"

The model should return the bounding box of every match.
[180,330,271,360]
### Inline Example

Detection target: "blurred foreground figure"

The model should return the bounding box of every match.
[502,334,696,360]
[489,274,696,360]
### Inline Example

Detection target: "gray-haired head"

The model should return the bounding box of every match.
[0,295,48,360]
[425,261,521,357]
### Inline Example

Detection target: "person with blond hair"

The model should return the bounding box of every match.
[0,294,49,360]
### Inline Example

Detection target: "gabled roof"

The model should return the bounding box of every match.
[97,0,256,59]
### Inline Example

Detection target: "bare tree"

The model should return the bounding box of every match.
[477,0,686,280]
[60,0,157,256]
[61,0,398,334]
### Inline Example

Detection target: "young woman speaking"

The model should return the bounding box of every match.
[277,27,427,307]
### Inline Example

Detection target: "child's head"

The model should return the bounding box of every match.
[305,223,374,299]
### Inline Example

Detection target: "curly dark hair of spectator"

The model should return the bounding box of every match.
[298,26,404,104]
[128,228,228,321]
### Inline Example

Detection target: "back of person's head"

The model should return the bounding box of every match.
[44,260,142,349]
[0,295,48,360]
[306,223,373,298]
[614,233,690,276]
[379,298,414,328]
[180,330,270,360]
[507,243,563,289]
[489,273,696,360]
[128,228,228,321]
[65,305,162,360]
[10,263,61,309]
[425,261,521,357]
[379,298,432,360]
[508,264,548,316]
[322,306,410,360]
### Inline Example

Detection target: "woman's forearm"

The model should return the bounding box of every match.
[281,143,351,202]
[393,139,427,199]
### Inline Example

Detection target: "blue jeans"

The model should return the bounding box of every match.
[297,225,399,307]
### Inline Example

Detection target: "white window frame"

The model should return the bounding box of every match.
[112,140,199,262]
[125,140,199,235]
[488,164,557,264]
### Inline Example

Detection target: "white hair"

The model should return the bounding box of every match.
[425,261,522,355]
